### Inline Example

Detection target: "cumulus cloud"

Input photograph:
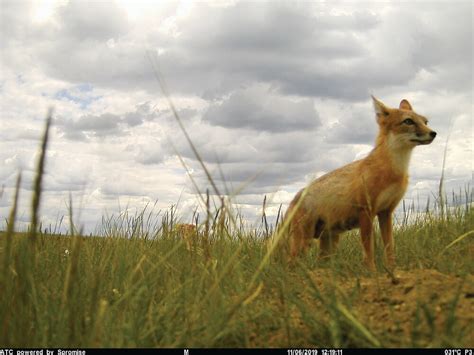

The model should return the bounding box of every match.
[0,0,471,233]
[203,84,320,132]
[57,0,129,41]
[323,101,378,144]
[55,101,164,140]
[5,1,468,100]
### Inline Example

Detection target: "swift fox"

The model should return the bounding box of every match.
[284,96,436,270]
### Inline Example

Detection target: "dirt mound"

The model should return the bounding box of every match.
[310,269,474,347]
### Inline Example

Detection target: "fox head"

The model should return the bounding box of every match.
[372,96,437,148]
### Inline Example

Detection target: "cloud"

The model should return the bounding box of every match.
[57,0,129,41]
[155,3,378,99]
[57,113,124,140]
[5,1,465,101]
[170,122,325,165]
[181,141,364,197]
[0,0,471,233]
[54,84,101,109]
[202,84,320,132]
[55,101,164,141]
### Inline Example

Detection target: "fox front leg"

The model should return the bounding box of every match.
[378,210,395,268]
[359,211,376,271]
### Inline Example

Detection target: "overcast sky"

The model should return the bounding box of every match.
[1,0,472,234]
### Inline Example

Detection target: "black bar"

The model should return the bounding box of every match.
[3,349,473,355]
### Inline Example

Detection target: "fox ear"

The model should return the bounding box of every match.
[372,96,390,122]
[399,99,413,111]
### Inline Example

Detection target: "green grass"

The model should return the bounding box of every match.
[1,113,473,348]
[1,204,472,347]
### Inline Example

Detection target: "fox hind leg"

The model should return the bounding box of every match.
[319,232,340,259]
[289,210,315,258]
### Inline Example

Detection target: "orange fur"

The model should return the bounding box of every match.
[284,96,437,270]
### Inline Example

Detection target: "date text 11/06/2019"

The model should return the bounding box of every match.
[288,350,342,355]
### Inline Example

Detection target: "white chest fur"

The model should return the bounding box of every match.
[387,133,413,174]
[375,183,406,212]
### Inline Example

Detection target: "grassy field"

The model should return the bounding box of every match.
[1,196,473,348]
[1,116,473,348]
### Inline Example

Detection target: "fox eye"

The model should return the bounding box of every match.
[403,118,415,125]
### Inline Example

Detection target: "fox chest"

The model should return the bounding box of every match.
[375,183,407,213]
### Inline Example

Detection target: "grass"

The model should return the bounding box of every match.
[0,204,472,347]
[1,109,473,348]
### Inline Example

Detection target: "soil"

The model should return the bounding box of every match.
[308,268,474,347]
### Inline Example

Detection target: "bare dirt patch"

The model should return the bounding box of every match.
[309,268,474,347]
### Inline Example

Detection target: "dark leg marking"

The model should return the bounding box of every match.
[314,219,325,239]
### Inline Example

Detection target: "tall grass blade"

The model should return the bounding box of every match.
[440,230,474,253]
[30,108,53,243]
[2,172,21,281]
[438,118,453,219]
[146,50,221,198]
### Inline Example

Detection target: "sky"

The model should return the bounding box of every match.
[0,0,472,234]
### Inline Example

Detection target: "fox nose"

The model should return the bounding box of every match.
[430,131,437,138]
